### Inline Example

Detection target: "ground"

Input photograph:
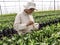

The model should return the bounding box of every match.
[0,10,60,45]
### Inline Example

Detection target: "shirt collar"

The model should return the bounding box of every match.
[23,11,32,15]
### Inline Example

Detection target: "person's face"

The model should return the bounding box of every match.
[25,8,35,14]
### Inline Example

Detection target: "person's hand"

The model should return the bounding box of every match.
[26,21,34,26]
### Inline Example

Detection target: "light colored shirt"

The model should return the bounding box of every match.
[13,11,39,35]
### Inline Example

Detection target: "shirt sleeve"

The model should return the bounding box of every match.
[28,15,39,30]
[28,15,34,22]
[14,13,27,30]
[17,23,27,30]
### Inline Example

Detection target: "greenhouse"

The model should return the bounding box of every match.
[0,0,60,45]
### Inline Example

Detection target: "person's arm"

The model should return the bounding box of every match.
[28,15,39,30]
[14,13,27,30]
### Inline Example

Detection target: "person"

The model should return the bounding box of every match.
[13,2,39,35]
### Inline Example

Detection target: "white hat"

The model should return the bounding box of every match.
[24,2,36,9]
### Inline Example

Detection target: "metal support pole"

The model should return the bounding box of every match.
[0,5,2,15]
[3,0,8,14]
[54,0,55,11]
[19,0,21,12]
[42,0,43,11]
